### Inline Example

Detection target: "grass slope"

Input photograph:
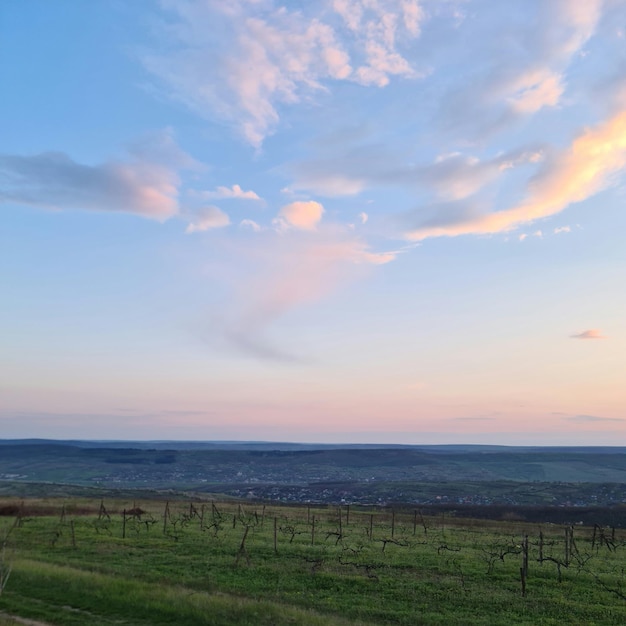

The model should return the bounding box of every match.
[1,497,626,624]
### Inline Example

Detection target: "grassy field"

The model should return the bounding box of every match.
[1,497,626,624]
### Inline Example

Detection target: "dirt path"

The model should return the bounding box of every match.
[0,613,54,626]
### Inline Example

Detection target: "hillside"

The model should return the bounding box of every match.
[2,441,626,508]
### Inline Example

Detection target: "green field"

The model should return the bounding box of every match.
[1,497,626,625]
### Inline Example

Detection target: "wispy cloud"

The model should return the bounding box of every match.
[143,0,427,146]
[195,184,262,201]
[570,329,606,339]
[293,141,542,200]
[450,416,496,422]
[198,225,396,360]
[565,414,623,423]
[554,225,571,234]
[0,140,187,220]
[240,218,261,232]
[405,108,626,240]
[185,206,230,233]
[332,0,424,86]
[438,0,602,137]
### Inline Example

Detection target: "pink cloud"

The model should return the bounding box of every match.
[0,152,180,220]
[201,226,395,360]
[143,0,425,146]
[185,206,230,233]
[406,108,626,240]
[570,329,606,339]
[507,69,564,114]
[278,200,325,230]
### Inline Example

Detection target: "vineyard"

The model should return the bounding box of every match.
[1,496,626,625]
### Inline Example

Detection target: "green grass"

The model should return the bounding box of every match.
[3,559,359,626]
[1,498,626,624]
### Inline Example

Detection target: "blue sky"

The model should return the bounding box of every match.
[2,0,626,444]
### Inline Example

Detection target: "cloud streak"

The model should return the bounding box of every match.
[565,414,623,423]
[406,108,626,240]
[0,151,181,220]
[570,329,606,339]
[293,141,543,199]
[0,131,195,220]
[195,184,262,201]
[201,225,396,360]
[185,206,230,233]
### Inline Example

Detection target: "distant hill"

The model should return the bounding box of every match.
[3,438,626,453]
[1,440,626,488]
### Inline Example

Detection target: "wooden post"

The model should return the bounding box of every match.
[369,514,374,541]
[346,505,350,526]
[235,526,251,566]
[338,507,342,536]
[311,515,315,545]
[391,509,395,538]
[520,567,526,597]
[163,501,170,535]
[413,509,417,536]
[419,509,428,536]
[564,527,569,567]
[522,534,529,577]
[200,504,205,529]
[70,520,76,548]
[122,510,126,539]
[539,531,544,564]
[261,504,265,527]
[273,517,278,554]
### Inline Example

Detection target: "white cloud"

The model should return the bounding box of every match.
[185,206,230,233]
[143,0,426,146]
[359,211,368,224]
[554,225,571,234]
[332,0,425,87]
[198,184,262,201]
[240,218,261,231]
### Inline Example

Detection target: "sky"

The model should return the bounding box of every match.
[2,0,626,445]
